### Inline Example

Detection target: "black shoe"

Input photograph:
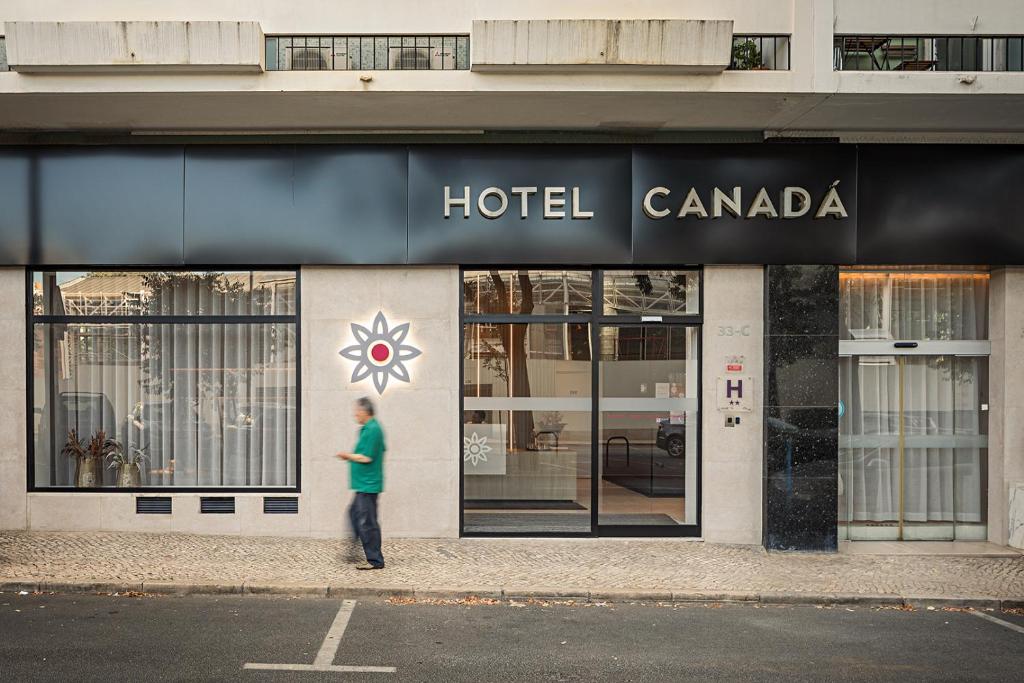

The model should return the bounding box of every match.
[356,563,385,570]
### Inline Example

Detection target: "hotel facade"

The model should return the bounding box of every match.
[1,1,1024,551]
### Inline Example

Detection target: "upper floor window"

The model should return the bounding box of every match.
[266,35,469,71]
[728,35,791,71]
[834,36,1024,72]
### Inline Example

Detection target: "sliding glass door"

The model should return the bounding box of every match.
[839,354,988,541]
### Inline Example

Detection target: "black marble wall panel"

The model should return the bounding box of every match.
[764,265,839,552]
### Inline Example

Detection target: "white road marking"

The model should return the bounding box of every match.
[243,599,397,674]
[244,663,397,673]
[970,610,1024,635]
[314,599,358,667]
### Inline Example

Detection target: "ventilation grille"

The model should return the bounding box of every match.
[263,497,299,514]
[136,497,172,514]
[200,497,235,514]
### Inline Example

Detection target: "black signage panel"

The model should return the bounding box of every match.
[408,145,632,264]
[857,145,1024,265]
[37,147,185,265]
[632,145,857,264]
[185,145,408,264]
[0,150,31,264]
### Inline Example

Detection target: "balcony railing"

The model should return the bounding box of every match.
[265,35,469,71]
[835,35,1024,72]
[728,35,790,71]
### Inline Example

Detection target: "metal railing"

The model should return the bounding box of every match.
[265,35,469,71]
[834,35,1024,72]
[728,35,790,71]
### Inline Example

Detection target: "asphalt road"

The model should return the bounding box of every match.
[1,592,1022,682]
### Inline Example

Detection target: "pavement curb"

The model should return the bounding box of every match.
[2,579,1021,610]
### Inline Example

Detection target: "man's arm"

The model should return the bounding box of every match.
[336,451,371,463]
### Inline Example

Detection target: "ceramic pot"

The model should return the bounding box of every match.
[116,463,141,488]
[75,457,101,488]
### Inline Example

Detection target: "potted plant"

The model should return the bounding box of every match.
[107,445,147,488]
[731,39,764,70]
[61,429,120,488]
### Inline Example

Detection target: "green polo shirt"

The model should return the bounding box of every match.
[350,418,385,493]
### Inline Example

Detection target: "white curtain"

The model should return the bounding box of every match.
[840,356,985,524]
[38,272,296,488]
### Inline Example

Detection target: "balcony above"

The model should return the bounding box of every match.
[471,19,734,73]
[3,21,264,73]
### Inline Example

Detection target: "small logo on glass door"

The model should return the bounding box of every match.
[340,311,421,394]
[463,432,492,467]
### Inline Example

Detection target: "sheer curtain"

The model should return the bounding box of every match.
[839,272,988,531]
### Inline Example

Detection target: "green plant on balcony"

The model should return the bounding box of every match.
[732,39,764,70]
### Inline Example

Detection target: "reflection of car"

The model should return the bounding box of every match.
[655,418,686,458]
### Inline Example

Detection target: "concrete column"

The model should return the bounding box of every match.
[701,266,763,545]
[987,267,1024,546]
[0,267,27,530]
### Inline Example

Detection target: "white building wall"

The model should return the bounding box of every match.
[986,268,1024,546]
[701,266,764,545]
[0,268,27,530]
[301,266,461,538]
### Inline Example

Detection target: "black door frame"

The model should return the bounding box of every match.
[459,266,703,538]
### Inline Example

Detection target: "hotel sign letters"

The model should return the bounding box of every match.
[441,182,849,221]
[412,145,857,263]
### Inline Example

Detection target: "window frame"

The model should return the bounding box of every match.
[459,266,703,538]
[25,266,302,494]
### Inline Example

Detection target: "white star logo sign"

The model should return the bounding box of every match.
[340,312,422,394]
[463,432,492,467]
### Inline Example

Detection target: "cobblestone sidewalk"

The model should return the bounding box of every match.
[1,532,1023,606]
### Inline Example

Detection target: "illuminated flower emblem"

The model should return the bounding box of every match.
[463,432,492,467]
[340,312,421,394]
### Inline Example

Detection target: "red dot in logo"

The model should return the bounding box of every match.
[370,343,390,362]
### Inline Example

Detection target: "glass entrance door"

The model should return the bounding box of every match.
[598,325,699,530]
[839,354,989,541]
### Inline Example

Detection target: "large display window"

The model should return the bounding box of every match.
[29,270,299,491]
[461,269,701,536]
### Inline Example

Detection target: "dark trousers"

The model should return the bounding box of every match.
[348,492,384,567]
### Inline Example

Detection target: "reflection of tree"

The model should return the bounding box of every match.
[489,270,535,451]
[630,270,693,311]
[137,273,293,429]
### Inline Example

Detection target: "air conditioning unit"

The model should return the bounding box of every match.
[291,48,327,70]
[390,46,430,70]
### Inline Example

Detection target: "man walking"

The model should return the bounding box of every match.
[336,397,386,570]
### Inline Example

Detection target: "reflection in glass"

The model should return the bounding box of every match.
[603,270,699,316]
[463,270,592,315]
[33,271,296,317]
[599,326,698,526]
[463,322,592,533]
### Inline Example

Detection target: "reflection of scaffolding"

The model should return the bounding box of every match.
[465,270,696,316]
[603,272,695,315]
